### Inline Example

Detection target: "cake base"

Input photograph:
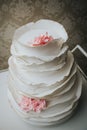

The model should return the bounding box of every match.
[8,88,78,126]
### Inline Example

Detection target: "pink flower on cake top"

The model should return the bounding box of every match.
[31,32,53,47]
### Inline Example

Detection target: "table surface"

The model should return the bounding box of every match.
[0,70,87,130]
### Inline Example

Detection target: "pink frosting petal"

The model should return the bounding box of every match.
[31,32,53,47]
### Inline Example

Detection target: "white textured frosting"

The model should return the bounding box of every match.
[8,19,82,126]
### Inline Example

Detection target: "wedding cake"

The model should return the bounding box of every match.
[8,19,82,126]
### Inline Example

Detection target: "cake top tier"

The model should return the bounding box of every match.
[11,19,69,60]
[13,19,68,47]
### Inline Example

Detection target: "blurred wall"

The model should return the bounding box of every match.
[0,0,87,71]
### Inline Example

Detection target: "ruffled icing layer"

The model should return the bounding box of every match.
[8,51,77,97]
[13,19,68,44]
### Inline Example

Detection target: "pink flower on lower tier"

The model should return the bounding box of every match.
[19,96,47,113]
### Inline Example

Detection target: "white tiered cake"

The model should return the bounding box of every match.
[8,19,82,126]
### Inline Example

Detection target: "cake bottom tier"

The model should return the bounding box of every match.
[8,70,82,126]
[8,88,79,126]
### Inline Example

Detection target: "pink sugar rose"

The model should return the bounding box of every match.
[19,96,33,112]
[32,32,53,47]
[19,96,46,113]
[32,99,46,112]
